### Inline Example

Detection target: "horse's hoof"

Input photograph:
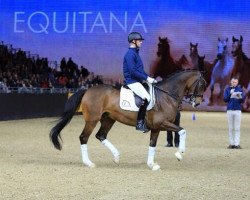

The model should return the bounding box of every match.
[148,163,161,171]
[113,156,120,165]
[175,151,184,161]
[83,162,96,168]
[88,163,96,168]
[89,163,96,168]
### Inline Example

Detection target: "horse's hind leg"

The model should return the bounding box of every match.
[80,121,98,168]
[147,130,161,171]
[95,115,120,164]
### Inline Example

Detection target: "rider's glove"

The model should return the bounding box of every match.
[147,77,157,84]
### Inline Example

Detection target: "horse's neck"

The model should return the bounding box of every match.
[161,52,175,63]
[161,73,195,100]
[225,53,232,60]
[234,52,250,77]
[235,55,244,67]
[190,54,198,68]
[237,51,249,63]
[225,53,234,68]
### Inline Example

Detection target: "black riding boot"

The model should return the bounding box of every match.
[136,99,150,133]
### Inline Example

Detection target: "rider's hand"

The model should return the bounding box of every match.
[147,77,157,84]
[230,88,235,94]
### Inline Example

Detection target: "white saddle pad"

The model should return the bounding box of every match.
[119,83,155,111]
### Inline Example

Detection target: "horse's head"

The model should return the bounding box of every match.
[189,42,198,57]
[231,35,243,57]
[197,55,206,72]
[157,37,170,57]
[217,38,228,60]
[186,71,207,107]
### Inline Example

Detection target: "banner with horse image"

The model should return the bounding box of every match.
[1,0,250,112]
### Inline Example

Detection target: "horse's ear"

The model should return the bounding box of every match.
[203,54,205,59]
[159,37,162,41]
[226,38,228,42]
[196,43,198,47]
[232,36,236,42]
[240,35,243,42]
[218,37,221,41]
[190,42,192,46]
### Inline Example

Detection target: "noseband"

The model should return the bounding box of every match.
[185,74,207,104]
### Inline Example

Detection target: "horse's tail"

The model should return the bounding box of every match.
[49,88,86,150]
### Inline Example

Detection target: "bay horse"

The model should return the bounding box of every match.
[50,70,206,170]
[189,42,215,90]
[151,37,189,78]
[208,38,234,105]
[231,35,250,89]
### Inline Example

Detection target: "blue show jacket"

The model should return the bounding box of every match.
[123,47,148,85]
[223,85,245,110]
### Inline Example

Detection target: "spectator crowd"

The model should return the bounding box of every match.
[0,41,107,93]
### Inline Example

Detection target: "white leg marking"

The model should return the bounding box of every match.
[147,146,160,171]
[175,129,187,161]
[81,144,95,168]
[102,139,120,164]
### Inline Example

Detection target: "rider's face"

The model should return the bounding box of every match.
[231,78,239,87]
[135,40,143,48]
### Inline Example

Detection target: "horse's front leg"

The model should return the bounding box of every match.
[174,129,186,161]
[147,130,161,171]
[161,121,187,161]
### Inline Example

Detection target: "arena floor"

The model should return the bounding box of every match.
[0,112,249,200]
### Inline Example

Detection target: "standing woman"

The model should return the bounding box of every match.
[223,76,246,149]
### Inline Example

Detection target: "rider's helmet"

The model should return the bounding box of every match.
[128,32,145,43]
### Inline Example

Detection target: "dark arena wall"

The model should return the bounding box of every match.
[0,93,67,120]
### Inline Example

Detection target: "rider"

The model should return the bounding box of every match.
[123,32,157,133]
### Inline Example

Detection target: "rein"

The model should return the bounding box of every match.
[153,84,179,101]
[153,84,189,104]
[153,74,206,104]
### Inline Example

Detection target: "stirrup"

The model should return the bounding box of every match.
[136,120,150,133]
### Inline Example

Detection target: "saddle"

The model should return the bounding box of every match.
[119,83,155,111]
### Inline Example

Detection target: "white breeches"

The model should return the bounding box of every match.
[226,110,242,146]
[127,82,151,102]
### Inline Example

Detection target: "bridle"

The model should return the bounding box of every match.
[153,74,207,106]
[184,74,207,106]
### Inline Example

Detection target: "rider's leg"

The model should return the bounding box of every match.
[136,98,149,132]
[127,82,151,132]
